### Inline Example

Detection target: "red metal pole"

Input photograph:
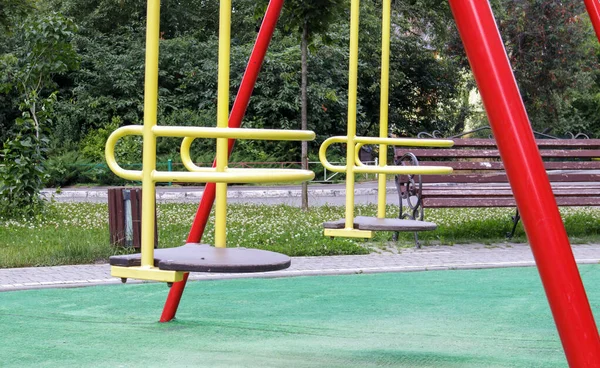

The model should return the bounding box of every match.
[159,0,285,323]
[584,0,600,42]
[448,1,600,366]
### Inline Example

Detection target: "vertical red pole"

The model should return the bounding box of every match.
[584,0,600,42]
[448,1,600,366]
[159,0,285,323]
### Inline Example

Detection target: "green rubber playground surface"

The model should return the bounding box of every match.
[1,266,599,367]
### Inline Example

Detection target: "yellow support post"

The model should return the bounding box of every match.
[324,0,380,239]
[110,0,183,282]
[215,0,232,249]
[140,0,160,268]
[344,0,360,231]
[377,0,391,219]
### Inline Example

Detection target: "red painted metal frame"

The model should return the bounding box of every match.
[448,1,600,366]
[159,0,285,323]
[585,0,600,42]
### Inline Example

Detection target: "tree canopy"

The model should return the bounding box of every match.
[0,0,598,200]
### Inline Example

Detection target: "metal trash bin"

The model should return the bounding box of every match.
[108,188,157,248]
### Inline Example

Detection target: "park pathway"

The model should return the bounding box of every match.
[2,243,600,291]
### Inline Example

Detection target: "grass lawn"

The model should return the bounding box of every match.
[1,202,600,268]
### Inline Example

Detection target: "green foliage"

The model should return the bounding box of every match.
[0,116,48,218]
[0,11,78,213]
[354,1,468,137]
[1,11,79,143]
[14,0,589,188]
[3,12,79,95]
[494,0,599,135]
[0,0,34,33]
[45,150,96,187]
[52,30,144,144]
[280,0,346,41]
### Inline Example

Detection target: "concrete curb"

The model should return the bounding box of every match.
[41,186,398,202]
[3,258,600,292]
[3,243,600,292]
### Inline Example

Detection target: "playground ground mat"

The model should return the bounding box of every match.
[1,265,599,367]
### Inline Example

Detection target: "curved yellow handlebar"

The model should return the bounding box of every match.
[105,125,144,181]
[319,136,454,174]
[179,128,314,173]
[105,125,316,183]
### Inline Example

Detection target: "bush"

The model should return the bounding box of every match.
[45,150,98,187]
[0,117,47,218]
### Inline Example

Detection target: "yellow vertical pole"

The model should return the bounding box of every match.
[140,0,160,267]
[344,0,360,229]
[377,0,391,218]
[214,0,232,248]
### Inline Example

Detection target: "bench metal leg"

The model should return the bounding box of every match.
[393,153,424,248]
[413,231,421,249]
[507,209,520,238]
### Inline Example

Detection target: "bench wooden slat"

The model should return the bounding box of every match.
[400,149,600,159]
[422,189,600,197]
[448,138,600,148]
[421,173,600,184]
[423,197,600,207]
[423,184,600,189]
[417,161,600,171]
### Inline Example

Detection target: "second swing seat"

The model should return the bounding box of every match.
[323,216,437,232]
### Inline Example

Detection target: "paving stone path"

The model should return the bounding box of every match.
[2,243,599,292]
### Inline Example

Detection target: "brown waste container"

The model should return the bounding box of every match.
[108,188,157,249]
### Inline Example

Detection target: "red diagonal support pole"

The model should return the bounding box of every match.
[585,0,600,42]
[448,1,600,366]
[159,0,285,323]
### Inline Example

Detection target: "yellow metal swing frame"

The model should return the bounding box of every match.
[105,0,314,282]
[319,0,453,239]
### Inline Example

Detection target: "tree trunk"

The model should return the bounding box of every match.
[300,21,309,211]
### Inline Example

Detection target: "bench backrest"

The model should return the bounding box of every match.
[394,138,600,184]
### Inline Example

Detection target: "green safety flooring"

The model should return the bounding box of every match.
[1,265,599,367]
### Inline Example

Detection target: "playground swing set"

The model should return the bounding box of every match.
[104,0,600,365]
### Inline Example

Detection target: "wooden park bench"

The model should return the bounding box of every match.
[393,136,600,238]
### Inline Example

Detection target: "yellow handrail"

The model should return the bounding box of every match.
[320,136,454,173]
[105,125,315,182]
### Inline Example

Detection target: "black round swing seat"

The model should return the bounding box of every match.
[109,243,291,273]
[323,216,437,232]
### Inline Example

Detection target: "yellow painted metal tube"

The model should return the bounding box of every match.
[354,165,452,175]
[106,125,317,182]
[140,0,161,268]
[105,126,144,181]
[155,126,316,139]
[345,0,361,229]
[354,143,366,167]
[179,129,314,176]
[152,168,314,183]
[378,0,392,218]
[180,137,196,173]
[319,136,453,172]
[354,137,454,146]
[215,0,232,248]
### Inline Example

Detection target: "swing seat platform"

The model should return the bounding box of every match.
[322,216,437,239]
[323,216,437,232]
[109,243,291,274]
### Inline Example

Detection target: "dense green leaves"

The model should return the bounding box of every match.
[0,116,48,218]
[1,0,597,202]
[0,10,78,218]
[497,0,598,135]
